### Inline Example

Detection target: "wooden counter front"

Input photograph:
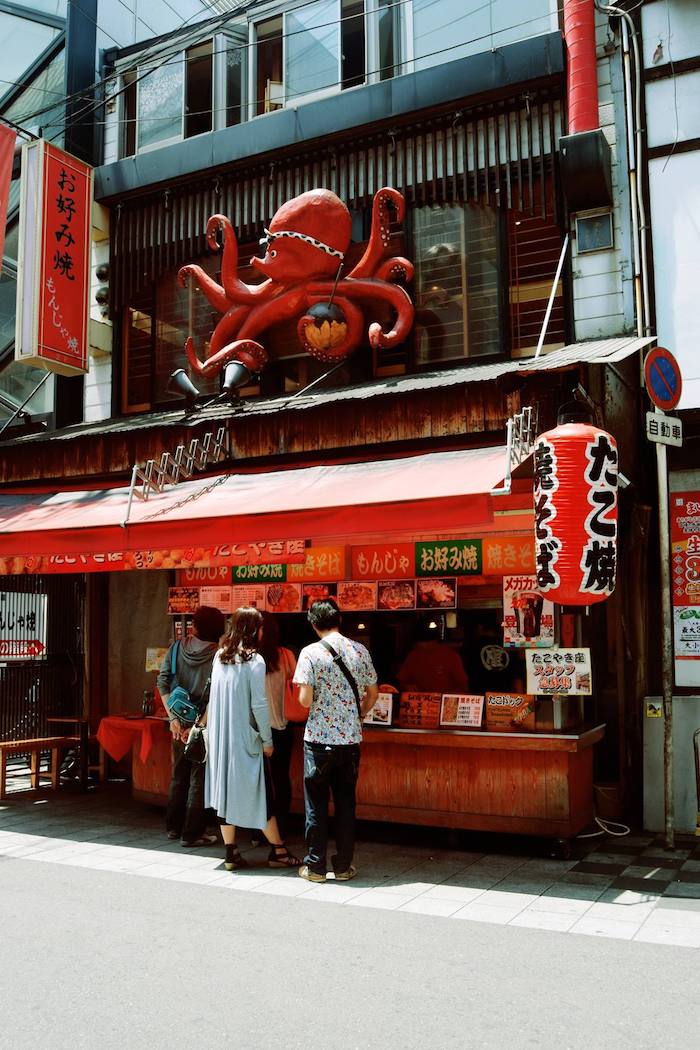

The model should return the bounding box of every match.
[290,725,605,840]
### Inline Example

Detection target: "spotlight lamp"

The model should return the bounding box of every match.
[167,368,200,407]
[222,360,251,401]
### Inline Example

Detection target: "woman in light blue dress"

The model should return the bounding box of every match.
[205,607,301,872]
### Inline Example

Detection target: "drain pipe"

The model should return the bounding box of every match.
[564,0,600,133]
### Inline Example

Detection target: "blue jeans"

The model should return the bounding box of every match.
[303,741,360,875]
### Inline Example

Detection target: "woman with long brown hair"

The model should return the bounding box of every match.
[204,606,300,872]
[258,611,297,838]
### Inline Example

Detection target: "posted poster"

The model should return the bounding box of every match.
[502,574,554,648]
[377,580,416,610]
[230,585,266,610]
[670,490,700,686]
[265,583,302,613]
[397,692,442,729]
[336,582,377,611]
[199,586,233,613]
[145,647,168,672]
[525,648,592,695]
[167,587,200,615]
[301,583,337,611]
[363,691,394,726]
[485,692,536,731]
[416,578,457,608]
[440,694,484,728]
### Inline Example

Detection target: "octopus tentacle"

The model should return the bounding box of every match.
[178,264,229,315]
[335,278,415,349]
[185,335,268,379]
[348,188,406,279]
[206,213,274,305]
[374,257,414,284]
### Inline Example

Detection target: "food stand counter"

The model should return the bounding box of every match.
[290,724,605,842]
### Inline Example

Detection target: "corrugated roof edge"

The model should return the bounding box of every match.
[1,337,654,446]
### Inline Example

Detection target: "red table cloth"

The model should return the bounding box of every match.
[97,716,169,763]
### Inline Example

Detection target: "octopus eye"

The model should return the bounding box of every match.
[270,249,277,258]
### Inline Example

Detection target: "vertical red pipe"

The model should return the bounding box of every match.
[563,0,600,133]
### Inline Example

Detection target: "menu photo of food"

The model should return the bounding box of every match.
[440,694,485,729]
[167,587,200,615]
[363,691,394,726]
[417,577,456,609]
[301,583,337,611]
[336,581,377,611]
[377,580,416,611]
[266,583,303,613]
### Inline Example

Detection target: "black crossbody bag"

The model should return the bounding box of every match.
[320,640,363,721]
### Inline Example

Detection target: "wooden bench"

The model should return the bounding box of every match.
[0,737,79,799]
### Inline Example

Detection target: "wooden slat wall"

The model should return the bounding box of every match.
[111,91,562,310]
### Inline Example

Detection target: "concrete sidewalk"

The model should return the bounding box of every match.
[1,781,699,947]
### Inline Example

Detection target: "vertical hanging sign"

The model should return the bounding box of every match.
[15,139,93,375]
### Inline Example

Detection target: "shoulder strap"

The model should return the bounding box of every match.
[170,640,179,677]
[320,640,362,720]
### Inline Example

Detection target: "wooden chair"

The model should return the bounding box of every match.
[0,737,79,799]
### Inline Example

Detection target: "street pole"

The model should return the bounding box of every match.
[655,410,674,849]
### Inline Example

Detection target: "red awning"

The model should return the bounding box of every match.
[0,447,515,559]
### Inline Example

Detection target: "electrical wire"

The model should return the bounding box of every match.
[8,0,560,130]
[661,0,679,173]
[37,3,565,142]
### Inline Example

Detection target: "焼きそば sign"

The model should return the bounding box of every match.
[288,546,346,581]
[525,648,592,695]
[482,536,535,575]
[0,591,48,660]
[15,140,93,375]
[0,539,307,576]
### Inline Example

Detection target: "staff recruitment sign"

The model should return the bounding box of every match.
[15,139,93,375]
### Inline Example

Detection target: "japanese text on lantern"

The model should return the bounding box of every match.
[580,433,618,595]
[533,438,561,591]
[38,145,92,373]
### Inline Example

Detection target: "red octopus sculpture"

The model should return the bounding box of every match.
[177,186,414,389]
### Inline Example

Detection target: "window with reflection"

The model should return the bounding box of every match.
[413,204,503,364]
[137,56,184,151]
[412,0,554,71]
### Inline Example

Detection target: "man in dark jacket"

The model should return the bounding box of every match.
[157,605,225,847]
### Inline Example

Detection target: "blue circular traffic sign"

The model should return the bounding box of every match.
[644,347,682,411]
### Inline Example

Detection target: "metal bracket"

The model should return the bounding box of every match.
[491,405,538,496]
[121,426,228,527]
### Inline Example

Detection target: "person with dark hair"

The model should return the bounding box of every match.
[157,604,225,848]
[258,611,297,837]
[204,606,301,872]
[397,618,469,694]
[294,598,378,883]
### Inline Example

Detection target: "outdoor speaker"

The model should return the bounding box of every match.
[167,368,200,406]
[222,360,251,400]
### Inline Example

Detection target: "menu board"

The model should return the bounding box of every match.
[199,586,233,613]
[377,580,416,610]
[230,585,266,610]
[416,578,457,609]
[167,587,200,615]
[484,692,536,731]
[145,647,168,672]
[671,491,700,686]
[265,583,302,613]
[336,581,377,611]
[301,583,337,611]
[397,692,442,729]
[363,691,394,726]
[440,694,485,728]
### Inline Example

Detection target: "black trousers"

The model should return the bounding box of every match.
[270,724,294,834]
[165,740,205,843]
[303,741,360,876]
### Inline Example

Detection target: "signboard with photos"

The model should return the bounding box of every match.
[440,694,485,728]
[670,490,700,686]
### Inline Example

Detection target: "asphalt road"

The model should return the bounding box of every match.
[0,854,695,1050]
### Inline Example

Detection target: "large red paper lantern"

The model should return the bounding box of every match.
[533,418,618,606]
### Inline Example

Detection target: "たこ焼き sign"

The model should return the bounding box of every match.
[15,139,93,375]
[525,648,592,695]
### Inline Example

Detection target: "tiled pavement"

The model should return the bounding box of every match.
[2,781,700,948]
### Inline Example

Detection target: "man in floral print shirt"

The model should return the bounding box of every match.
[294,598,378,883]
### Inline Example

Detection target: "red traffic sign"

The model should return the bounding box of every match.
[644,347,683,411]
